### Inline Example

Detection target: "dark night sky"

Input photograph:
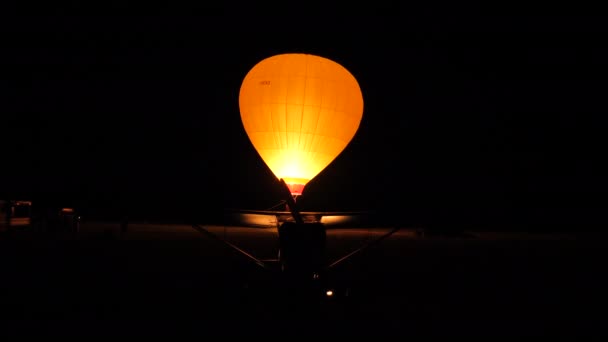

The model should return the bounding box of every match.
[2,3,607,227]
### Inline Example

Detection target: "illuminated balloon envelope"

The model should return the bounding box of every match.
[239,53,364,196]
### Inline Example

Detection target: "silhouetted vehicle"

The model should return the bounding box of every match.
[29,203,81,233]
[1,200,32,230]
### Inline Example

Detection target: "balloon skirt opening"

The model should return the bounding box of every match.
[286,183,306,196]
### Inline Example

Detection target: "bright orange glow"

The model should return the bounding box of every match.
[239,53,364,195]
[61,208,74,213]
[326,290,334,297]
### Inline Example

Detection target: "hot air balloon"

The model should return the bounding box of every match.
[238,53,364,199]
[194,59,396,287]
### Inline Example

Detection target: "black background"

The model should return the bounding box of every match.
[2,2,607,228]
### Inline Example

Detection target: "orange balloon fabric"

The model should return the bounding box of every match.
[239,53,364,195]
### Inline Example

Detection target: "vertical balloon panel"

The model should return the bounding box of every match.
[239,53,363,195]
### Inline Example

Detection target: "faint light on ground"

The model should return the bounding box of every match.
[320,215,352,225]
[234,213,278,227]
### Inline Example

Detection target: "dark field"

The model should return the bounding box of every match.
[1,222,606,338]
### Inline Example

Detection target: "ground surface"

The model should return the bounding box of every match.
[1,221,606,337]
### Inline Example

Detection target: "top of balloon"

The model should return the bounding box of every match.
[238,53,364,196]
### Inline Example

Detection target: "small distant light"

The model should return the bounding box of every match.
[326,290,334,297]
[313,273,319,279]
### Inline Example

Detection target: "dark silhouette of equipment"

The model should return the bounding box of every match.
[191,177,400,300]
[278,221,326,274]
